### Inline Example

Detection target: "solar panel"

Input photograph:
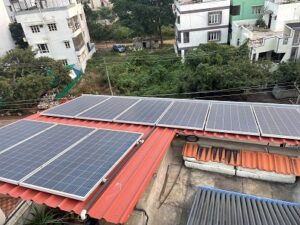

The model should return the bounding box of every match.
[41,95,110,118]
[205,103,259,135]
[157,100,210,130]
[0,120,53,153]
[115,99,172,125]
[76,96,140,121]
[21,129,142,200]
[0,125,94,184]
[253,105,300,139]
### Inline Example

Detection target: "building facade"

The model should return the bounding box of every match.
[88,0,112,10]
[0,0,15,56]
[174,0,230,58]
[4,0,95,72]
[230,0,265,22]
[231,0,300,62]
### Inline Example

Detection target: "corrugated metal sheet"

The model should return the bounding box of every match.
[182,143,300,175]
[187,186,300,225]
[0,114,176,224]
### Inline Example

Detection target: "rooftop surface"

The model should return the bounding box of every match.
[187,186,300,225]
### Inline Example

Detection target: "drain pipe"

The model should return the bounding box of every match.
[80,126,157,221]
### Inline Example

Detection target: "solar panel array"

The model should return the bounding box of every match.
[157,100,209,130]
[22,130,142,200]
[41,95,109,118]
[0,120,53,153]
[0,121,142,200]
[206,103,259,135]
[253,106,300,139]
[40,95,300,139]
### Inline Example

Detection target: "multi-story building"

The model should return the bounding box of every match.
[0,0,15,56]
[174,0,230,58]
[231,0,300,62]
[4,0,95,72]
[88,0,112,10]
[230,0,265,22]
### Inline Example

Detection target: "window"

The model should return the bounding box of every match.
[290,47,298,61]
[80,14,83,20]
[30,25,40,33]
[208,31,221,42]
[37,44,49,53]
[183,32,189,43]
[8,6,13,12]
[177,16,180,24]
[252,6,263,15]
[64,41,71,48]
[230,5,240,16]
[208,11,222,25]
[48,23,57,31]
[177,31,181,43]
[61,59,68,66]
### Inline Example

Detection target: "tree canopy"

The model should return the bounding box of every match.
[0,48,71,110]
[112,0,174,44]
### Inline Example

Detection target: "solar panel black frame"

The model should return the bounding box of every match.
[253,105,300,140]
[114,98,173,125]
[0,124,95,185]
[41,95,111,118]
[157,100,210,130]
[0,120,55,154]
[76,96,141,122]
[205,102,260,136]
[20,129,143,201]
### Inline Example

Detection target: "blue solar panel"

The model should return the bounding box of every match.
[0,125,94,184]
[253,105,300,139]
[157,100,210,130]
[115,99,172,125]
[41,95,110,118]
[205,103,259,135]
[0,120,53,152]
[21,130,142,200]
[76,96,140,121]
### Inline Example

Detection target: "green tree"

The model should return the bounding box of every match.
[273,59,300,83]
[9,22,28,49]
[112,0,174,45]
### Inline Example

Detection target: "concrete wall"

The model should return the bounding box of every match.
[263,1,300,32]
[0,0,15,57]
[15,3,93,71]
[175,0,230,53]
[231,0,265,21]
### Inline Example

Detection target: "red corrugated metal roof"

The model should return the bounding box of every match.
[1,113,300,224]
[0,114,176,224]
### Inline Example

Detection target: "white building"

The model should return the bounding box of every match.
[0,0,15,56]
[231,0,300,62]
[5,0,95,72]
[174,0,230,58]
[88,0,112,10]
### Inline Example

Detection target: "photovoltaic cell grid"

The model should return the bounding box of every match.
[115,99,172,125]
[41,95,109,118]
[21,130,142,200]
[0,120,53,152]
[205,103,260,135]
[157,101,210,130]
[0,125,94,183]
[253,106,300,140]
[76,97,140,121]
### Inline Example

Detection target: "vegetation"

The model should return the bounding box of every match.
[84,1,174,44]
[0,48,71,111]
[25,206,63,225]
[81,43,300,97]
[112,0,174,45]
[9,22,28,49]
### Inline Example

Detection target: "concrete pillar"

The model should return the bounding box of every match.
[255,52,260,61]
[181,49,185,63]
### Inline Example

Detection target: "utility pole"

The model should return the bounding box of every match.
[295,82,300,104]
[103,57,113,96]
